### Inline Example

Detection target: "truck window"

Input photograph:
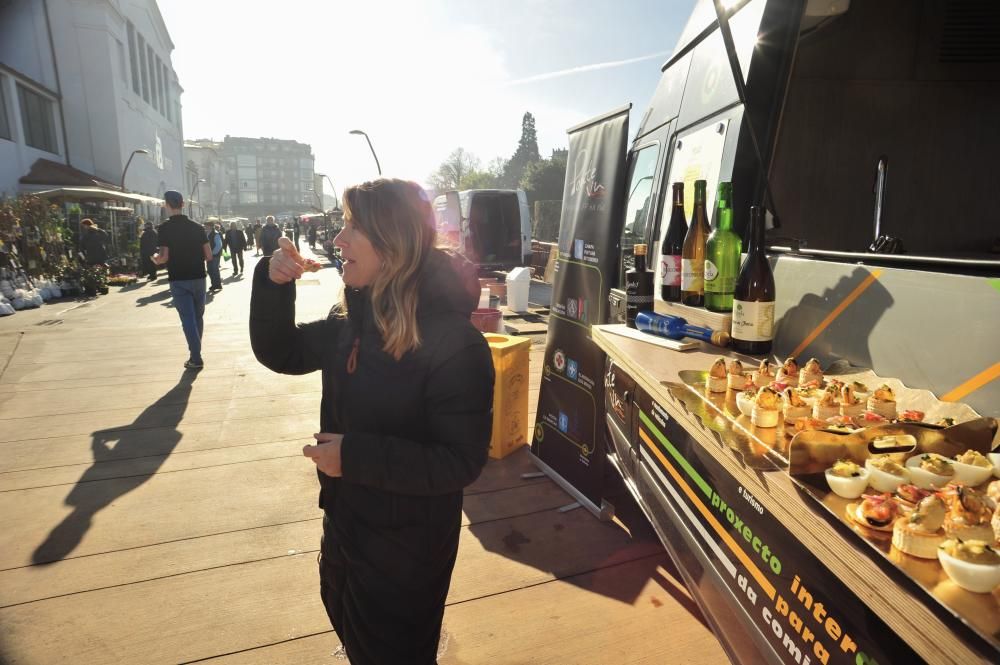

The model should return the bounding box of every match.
[621,143,660,251]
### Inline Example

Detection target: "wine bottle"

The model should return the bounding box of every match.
[704,182,742,312]
[660,182,687,302]
[681,179,709,307]
[625,243,653,328]
[635,312,730,347]
[731,206,775,355]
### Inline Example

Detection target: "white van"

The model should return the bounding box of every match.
[432,189,532,272]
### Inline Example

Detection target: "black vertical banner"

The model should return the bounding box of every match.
[531,105,630,512]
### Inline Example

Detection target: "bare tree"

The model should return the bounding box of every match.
[429,148,482,191]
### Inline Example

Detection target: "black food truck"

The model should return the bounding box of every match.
[529,1,1000,664]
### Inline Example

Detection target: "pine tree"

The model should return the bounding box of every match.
[503,112,541,188]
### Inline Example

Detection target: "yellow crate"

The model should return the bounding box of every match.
[483,333,532,459]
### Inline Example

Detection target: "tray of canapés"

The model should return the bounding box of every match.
[678,356,969,463]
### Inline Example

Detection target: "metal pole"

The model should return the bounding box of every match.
[350,130,382,176]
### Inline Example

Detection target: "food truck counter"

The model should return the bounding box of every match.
[592,325,998,665]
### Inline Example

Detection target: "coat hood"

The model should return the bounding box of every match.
[417,248,480,318]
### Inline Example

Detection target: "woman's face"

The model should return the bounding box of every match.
[334,218,381,288]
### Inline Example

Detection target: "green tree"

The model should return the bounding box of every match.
[520,154,567,206]
[502,111,541,188]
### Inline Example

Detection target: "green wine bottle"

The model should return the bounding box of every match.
[704,182,741,312]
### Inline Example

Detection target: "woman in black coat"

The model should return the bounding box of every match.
[250,178,494,664]
[138,221,159,281]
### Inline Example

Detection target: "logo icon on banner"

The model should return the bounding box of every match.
[553,349,566,373]
[566,359,579,381]
[558,412,569,433]
[574,239,584,260]
[567,298,578,320]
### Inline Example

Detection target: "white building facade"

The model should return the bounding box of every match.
[0,0,184,202]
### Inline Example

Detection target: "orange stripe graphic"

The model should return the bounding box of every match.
[941,361,1000,403]
[790,270,883,359]
[639,429,776,600]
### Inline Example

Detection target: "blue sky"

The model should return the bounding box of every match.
[159,0,694,193]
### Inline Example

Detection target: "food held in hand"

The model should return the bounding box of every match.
[812,386,840,420]
[867,384,897,420]
[825,459,869,499]
[936,416,956,427]
[866,455,909,492]
[781,387,811,424]
[906,453,955,490]
[941,484,994,542]
[895,483,931,508]
[727,360,748,391]
[775,357,799,387]
[839,384,864,418]
[708,358,728,393]
[849,493,900,532]
[892,494,947,558]
[799,357,823,386]
[751,360,775,388]
[951,450,994,486]
[937,539,1000,593]
[302,258,323,273]
[897,409,925,424]
[750,386,780,428]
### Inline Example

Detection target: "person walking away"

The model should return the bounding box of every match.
[79,219,109,266]
[253,220,263,256]
[251,178,494,665]
[243,223,254,252]
[293,217,301,250]
[259,215,282,256]
[204,222,224,291]
[225,222,247,276]
[307,222,318,250]
[139,220,159,281]
[152,191,212,370]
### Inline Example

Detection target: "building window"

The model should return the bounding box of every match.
[17,84,58,153]
[137,33,150,102]
[147,45,159,111]
[155,56,165,115]
[162,63,171,121]
[127,22,140,94]
[116,39,127,85]
[0,79,10,140]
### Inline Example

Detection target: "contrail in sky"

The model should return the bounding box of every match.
[504,51,672,86]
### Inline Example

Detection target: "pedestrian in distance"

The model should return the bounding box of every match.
[307,222,318,250]
[293,217,301,250]
[79,219,109,266]
[139,219,159,281]
[152,191,212,370]
[250,178,494,665]
[225,222,247,276]
[204,221,224,291]
[243,223,254,252]
[259,215,282,256]
[253,220,263,256]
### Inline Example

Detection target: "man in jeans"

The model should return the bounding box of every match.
[204,221,224,291]
[152,191,212,369]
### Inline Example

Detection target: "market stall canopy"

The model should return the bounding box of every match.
[30,187,164,206]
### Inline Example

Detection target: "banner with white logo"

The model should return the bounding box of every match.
[531,105,630,511]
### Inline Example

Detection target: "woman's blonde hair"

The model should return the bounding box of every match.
[341,178,436,360]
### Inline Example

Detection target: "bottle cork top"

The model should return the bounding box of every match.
[633,244,647,256]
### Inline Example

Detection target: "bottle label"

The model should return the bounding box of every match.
[703,260,719,282]
[660,255,681,287]
[704,259,735,294]
[681,259,703,292]
[732,299,775,342]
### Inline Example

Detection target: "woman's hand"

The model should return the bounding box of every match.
[269,237,306,284]
[303,432,343,477]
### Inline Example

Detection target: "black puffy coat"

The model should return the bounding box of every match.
[249,249,494,664]
[259,224,282,255]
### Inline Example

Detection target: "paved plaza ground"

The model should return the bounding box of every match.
[0,247,725,664]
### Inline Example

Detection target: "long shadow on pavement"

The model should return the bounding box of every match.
[31,370,198,565]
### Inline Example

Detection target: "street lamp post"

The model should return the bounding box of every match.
[189,178,206,218]
[315,172,340,209]
[216,190,229,216]
[120,148,149,192]
[349,130,382,176]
